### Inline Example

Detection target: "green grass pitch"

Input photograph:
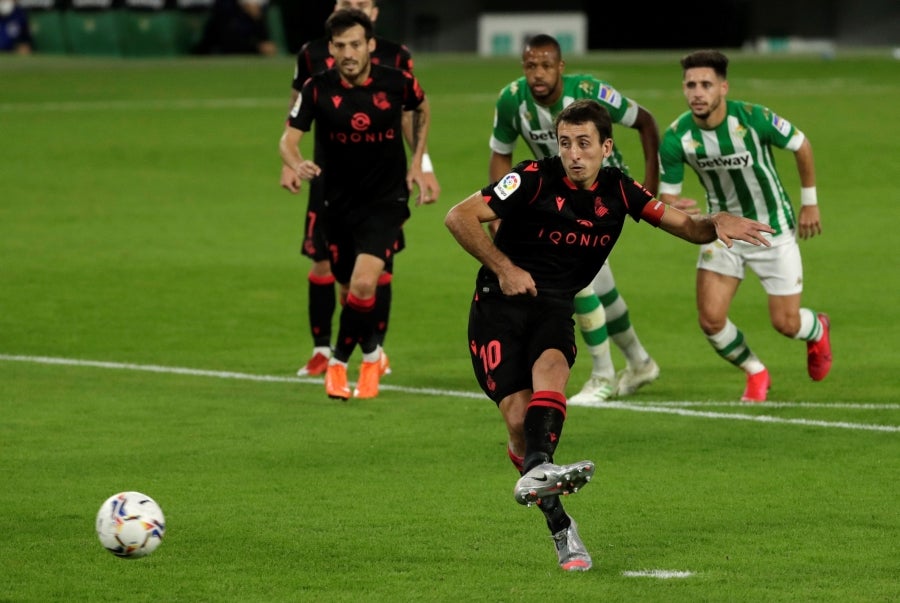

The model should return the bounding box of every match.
[0,50,898,602]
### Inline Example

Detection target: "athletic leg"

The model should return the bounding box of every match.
[299,179,335,376]
[592,262,660,395]
[329,253,386,399]
[593,262,651,365]
[755,239,831,382]
[307,258,336,346]
[507,363,593,571]
[374,271,392,346]
[697,269,769,401]
[569,283,615,403]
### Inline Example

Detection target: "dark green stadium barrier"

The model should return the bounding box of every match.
[26,3,280,57]
[119,10,179,57]
[266,2,285,55]
[173,9,208,54]
[63,10,122,56]
[27,10,69,54]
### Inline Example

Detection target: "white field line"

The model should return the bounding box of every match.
[574,400,899,433]
[622,570,694,579]
[0,95,506,114]
[0,98,285,113]
[1,80,892,114]
[1,353,898,433]
[0,95,497,113]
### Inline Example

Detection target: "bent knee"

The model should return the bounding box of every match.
[772,316,801,338]
[698,315,726,336]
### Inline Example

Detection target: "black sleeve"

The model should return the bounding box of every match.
[481,160,541,220]
[292,45,312,92]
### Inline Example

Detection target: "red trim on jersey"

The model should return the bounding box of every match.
[529,176,543,204]
[618,180,630,210]
[641,199,666,227]
[562,175,599,191]
[377,272,392,286]
[339,75,374,89]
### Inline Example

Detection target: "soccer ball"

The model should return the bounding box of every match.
[95,491,166,558]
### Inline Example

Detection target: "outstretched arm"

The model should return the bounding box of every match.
[659,192,701,215]
[655,203,774,247]
[445,192,536,296]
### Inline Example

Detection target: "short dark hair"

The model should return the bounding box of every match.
[680,49,729,78]
[523,34,561,57]
[555,99,613,141]
[326,8,374,40]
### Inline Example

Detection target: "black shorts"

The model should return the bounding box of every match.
[467,287,577,404]
[301,179,407,271]
[325,200,410,284]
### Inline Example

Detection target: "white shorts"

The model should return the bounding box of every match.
[696,232,804,296]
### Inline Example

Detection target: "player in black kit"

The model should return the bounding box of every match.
[283,0,440,379]
[280,8,433,400]
[444,99,773,572]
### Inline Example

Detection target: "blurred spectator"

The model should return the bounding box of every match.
[193,0,276,56]
[0,0,32,54]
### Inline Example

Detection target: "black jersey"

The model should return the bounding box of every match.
[479,157,661,298]
[289,63,426,208]
[292,36,414,91]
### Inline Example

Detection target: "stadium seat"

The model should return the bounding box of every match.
[118,10,179,57]
[63,10,121,56]
[26,10,68,54]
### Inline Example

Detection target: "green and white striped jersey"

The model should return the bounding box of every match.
[490,74,640,172]
[659,99,805,235]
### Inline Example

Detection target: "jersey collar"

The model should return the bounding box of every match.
[562,175,600,191]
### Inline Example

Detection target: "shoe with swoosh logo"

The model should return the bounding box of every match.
[514,460,595,506]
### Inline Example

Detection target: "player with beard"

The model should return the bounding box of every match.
[283,0,440,380]
[658,49,831,401]
[280,8,433,399]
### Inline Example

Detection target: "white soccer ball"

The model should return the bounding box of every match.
[95,491,166,558]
